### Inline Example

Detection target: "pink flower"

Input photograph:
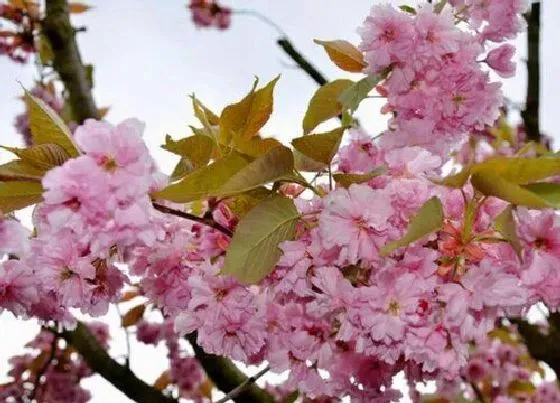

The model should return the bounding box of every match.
[320,184,393,264]
[34,235,96,307]
[359,5,415,73]
[0,260,38,316]
[0,218,30,256]
[487,44,516,78]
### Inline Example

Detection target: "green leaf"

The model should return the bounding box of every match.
[223,187,273,219]
[507,380,536,396]
[0,181,43,213]
[218,146,295,196]
[162,134,213,168]
[494,205,522,258]
[2,144,70,171]
[291,127,346,165]
[302,79,353,134]
[333,166,387,188]
[154,152,250,202]
[338,69,390,113]
[473,156,560,185]
[399,5,416,14]
[220,76,280,144]
[381,196,444,256]
[314,39,366,73]
[24,90,79,157]
[170,158,194,181]
[471,172,551,209]
[191,95,220,141]
[430,167,471,188]
[0,160,46,182]
[293,150,327,172]
[523,182,560,208]
[221,196,299,284]
[231,135,283,158]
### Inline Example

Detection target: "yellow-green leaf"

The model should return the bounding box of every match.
[472,156,560,185]
[333,166,387,188]
[221,196,299,284]
[291,127,345,165]
[507,380,536,396]
[223,187,272,219]
[232,135,283,158]
[170,158,194,181]
[523,182,560,208]
[162,134,213,168]
[220,76,280,144]
[381,196,444,256]
[218,146,294,196]
[0,181,44,213]
[494,205,522,258]
[191,95,219,126]
[314,39,366,73]
[302,79,353,134]
[39,34,53,64]
[471,172,551,209]
[293,150,327,172]
[2,143,69,171]
[430,166,471,188]
[154,152,250,202]
[24,90,79,157]
[0,160,45,182]
[339,69,390,113]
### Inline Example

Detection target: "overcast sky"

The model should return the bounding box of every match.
[1,1,559,401]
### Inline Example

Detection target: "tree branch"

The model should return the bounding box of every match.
[521,2,541,142]
[152,202,233,237]
[512,313,560,376]
[277,38,328,86]
[61,322,177,403]
[215,366,270,403]
[186,333,275,403]
[42,0,98,123]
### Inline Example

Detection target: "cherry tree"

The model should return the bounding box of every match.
[1,0,559,402]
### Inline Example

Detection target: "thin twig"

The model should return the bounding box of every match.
[153,202,233,237]
[277,38,328,86]
[30,327,58,400]
[116,304,131,368]
[232,9,286,37]
[214,366,270,403]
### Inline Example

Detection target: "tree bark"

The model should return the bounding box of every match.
[186,333,275,403]
[43,0,98,123]
[521,2,541,142]
[61,323,177,403]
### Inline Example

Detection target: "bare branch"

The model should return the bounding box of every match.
[521,2,541,142]
[152,202,233,237]
[214,366,270,403]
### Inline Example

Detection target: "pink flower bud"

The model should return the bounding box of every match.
[486,44,516,78]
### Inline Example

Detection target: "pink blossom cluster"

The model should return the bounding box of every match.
[358,2,524,154]
[0,119,167,323]
[188,0,231,30]
[0,322,108,402]
[433,327,560,403]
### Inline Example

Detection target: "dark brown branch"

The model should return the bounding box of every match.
[521,2,541,142]
[61,322,177,403]
[277,38,328,86]
[186,333,275,403]
[30,328,58,400]
[512,313,560,376]
[42,0,98,123]
[215,366,270,403]
[152,202,233,237]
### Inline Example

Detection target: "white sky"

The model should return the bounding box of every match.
[1,0,559,401]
